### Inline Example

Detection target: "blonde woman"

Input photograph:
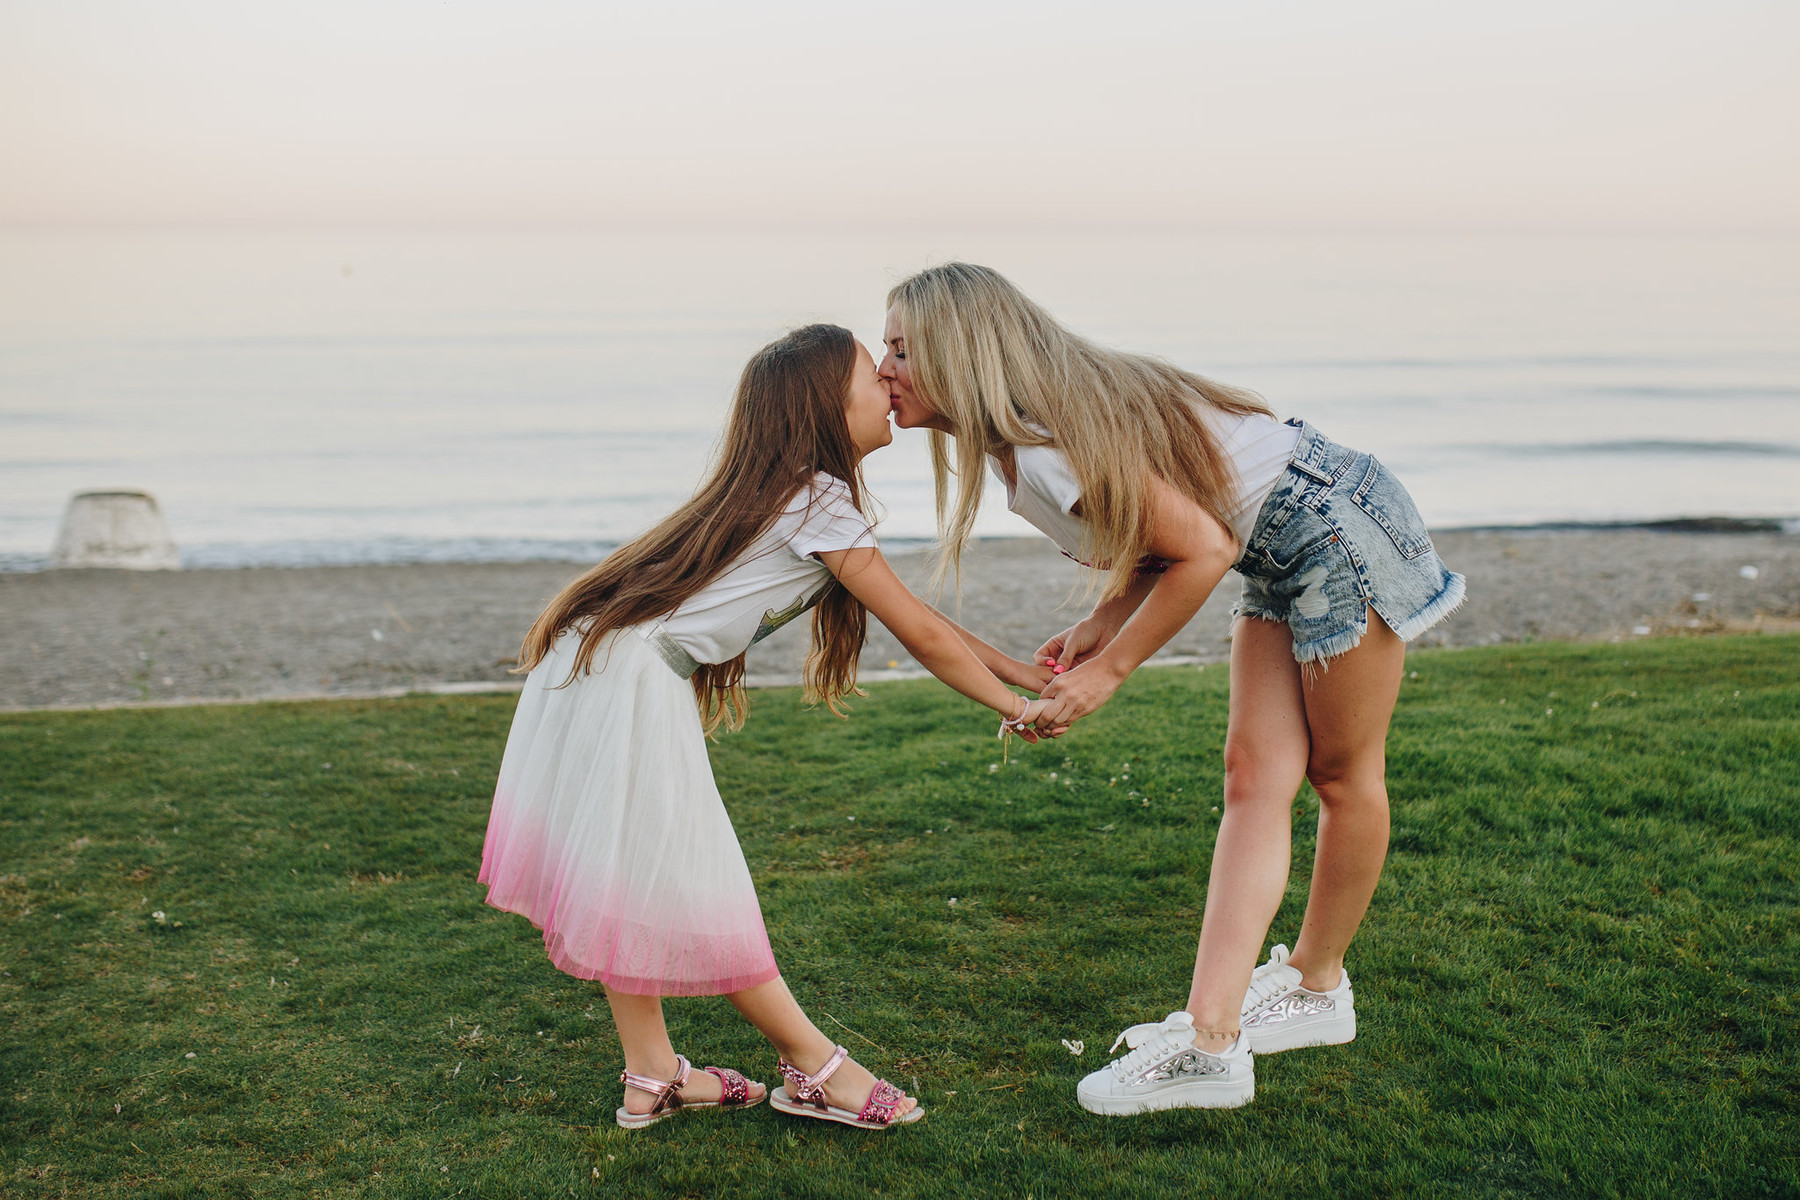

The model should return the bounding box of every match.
[879,263,1464,1114]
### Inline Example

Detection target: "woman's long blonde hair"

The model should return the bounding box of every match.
[517,323,869,734]
[887,262,1272,599]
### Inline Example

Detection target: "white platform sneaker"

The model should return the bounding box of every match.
[1240,944,1357,1054]
[1076,1011,1254,1115]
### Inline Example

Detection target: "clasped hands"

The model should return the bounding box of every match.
[1004,613,1127,740]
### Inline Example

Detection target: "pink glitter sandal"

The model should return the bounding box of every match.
[615,1053,765,1129]
[769,1045,924,1129]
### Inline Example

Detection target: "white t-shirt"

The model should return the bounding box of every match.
[993,408,1300,564]
[656,473,877,664]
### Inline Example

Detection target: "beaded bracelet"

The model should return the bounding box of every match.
[996,695,1035,763]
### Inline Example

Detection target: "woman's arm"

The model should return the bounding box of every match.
[1034,569,1159,671]
[1037,477,1238,725]
[816,546,1061,732]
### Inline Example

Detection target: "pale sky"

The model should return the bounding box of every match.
[1,0,1794,230]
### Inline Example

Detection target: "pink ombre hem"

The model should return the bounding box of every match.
[477,626,783,998]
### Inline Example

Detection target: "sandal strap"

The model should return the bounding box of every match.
[703,1066,750,1106]
[777,1045,849,1106]
[858,1079,908,1125]
[619,1053,691,1115]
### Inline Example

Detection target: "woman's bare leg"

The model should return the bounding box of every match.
[1184,609,1405,1051]
[1184,616,1311,1050]
[1284,610,1405,991]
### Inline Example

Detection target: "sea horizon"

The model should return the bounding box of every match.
[4,226,1796,572]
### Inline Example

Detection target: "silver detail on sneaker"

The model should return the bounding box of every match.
[1240,943,1357,1054]
[1078,1012,1255,1114]
[1245,991,1337,1027]
[1241,943,1301,1016]
[1143,1049,1228,1084]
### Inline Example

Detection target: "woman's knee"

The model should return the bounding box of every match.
[1222,744,1305,810]
[1305,760,1387,811]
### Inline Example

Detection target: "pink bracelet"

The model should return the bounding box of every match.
[998,695,1033,739]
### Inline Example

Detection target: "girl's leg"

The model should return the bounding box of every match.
[726,975,918,1119]
[1284,609,1405,991]
[605,987,767,1114]
[1184,615,1312,1050]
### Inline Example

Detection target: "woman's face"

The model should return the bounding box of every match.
[879,305,954,432]
[844,341,896,460]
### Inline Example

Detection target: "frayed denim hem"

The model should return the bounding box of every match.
[1269,570,1468,669]
[1235,570,1467,669]
[1383,570,1468,644]
[1230,598,1288,624]
[1291,619,1369,668]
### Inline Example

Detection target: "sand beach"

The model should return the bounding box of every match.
[3,528,1796,712]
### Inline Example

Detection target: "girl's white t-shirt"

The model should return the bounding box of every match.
[993,408,1299,564]
[657,473,877,664]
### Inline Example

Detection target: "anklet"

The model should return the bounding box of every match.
[1193,1028,1240,1039]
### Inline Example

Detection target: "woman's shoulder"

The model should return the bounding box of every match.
[1009,441,1081,511]
[1012,440,1075,481]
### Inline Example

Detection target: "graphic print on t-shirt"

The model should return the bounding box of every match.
[751,580,833,646]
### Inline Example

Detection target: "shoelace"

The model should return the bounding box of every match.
[1109,1025,1196,1080]
[1241,946,1300,1016]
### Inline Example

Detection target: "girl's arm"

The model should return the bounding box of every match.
[816,546,1059,732]
[926,606,1055,693]
[1037,477,1238,724]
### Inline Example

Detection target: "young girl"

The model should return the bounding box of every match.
[479,323,1061,1131]
[879,264,1464,1114]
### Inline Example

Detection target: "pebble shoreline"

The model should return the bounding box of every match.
[3,530,1797,713]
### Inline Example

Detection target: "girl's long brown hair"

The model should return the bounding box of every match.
[518,323,870,733]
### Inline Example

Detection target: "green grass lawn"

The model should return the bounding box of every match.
[2,635,1796,1199]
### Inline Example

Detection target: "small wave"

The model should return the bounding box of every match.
[177,537,624,570]
[1477,439,1800,458]
[0,532,948,572]
[1449,516,1798,535]
[1239,353,1794,371]
[1592,385,1800,400]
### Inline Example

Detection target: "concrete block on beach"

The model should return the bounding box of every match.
[51,490,180,570]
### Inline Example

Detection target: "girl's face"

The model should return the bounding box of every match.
[879,305,954,432]
[844,341,896,460]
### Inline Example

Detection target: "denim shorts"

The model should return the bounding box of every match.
[1233,421,1466,664]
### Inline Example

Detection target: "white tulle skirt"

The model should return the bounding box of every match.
[479,625,779,996]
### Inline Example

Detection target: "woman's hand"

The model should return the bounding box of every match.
[1037,657,1128,726]
[1034,615,1119,674]
[1034,475,1238,725]
[1021,696,1074,739]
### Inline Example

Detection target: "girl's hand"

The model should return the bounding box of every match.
[1004,656,1056,693]
[1038,658,1127,726]
[1003,697,1045,743]
[1035,615,1118,675]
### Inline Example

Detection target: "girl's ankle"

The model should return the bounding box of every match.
[621,1050,682,1083]
[776,1036,840,1076]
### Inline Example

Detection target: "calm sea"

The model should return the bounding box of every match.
[2,228,1796,571]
